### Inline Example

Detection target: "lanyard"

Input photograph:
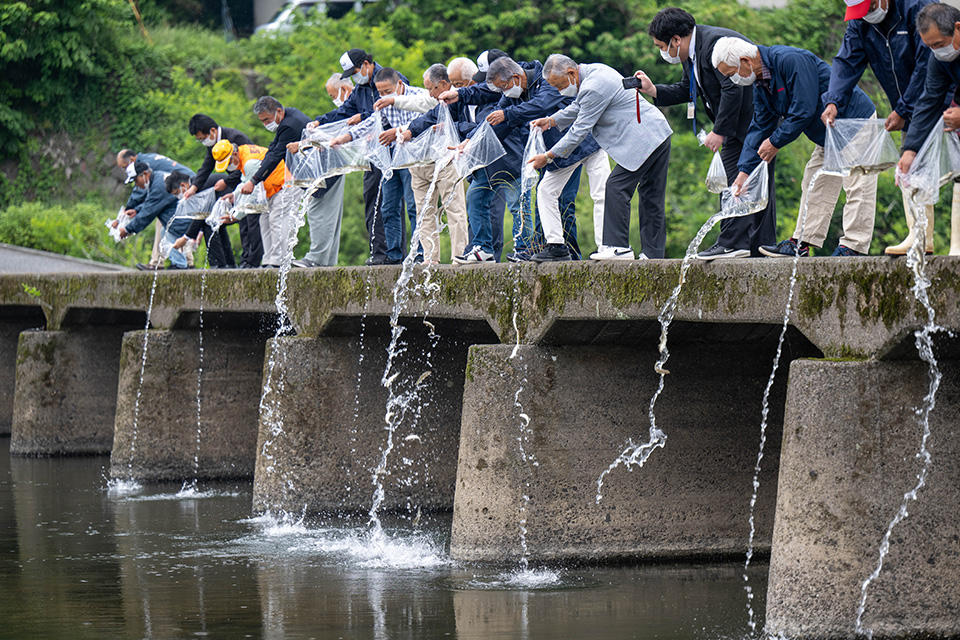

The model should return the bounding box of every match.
[635,90,642,124]
[689,67,698,135]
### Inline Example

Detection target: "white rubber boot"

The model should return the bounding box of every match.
[886,190,934,254]
[951,183,960,256]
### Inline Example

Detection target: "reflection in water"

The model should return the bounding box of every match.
[0,439,766,638]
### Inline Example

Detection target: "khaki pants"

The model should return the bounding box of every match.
[794,143,878,254]
[150,219,194,267]
[260,187,299,266]
[409,163,468,263]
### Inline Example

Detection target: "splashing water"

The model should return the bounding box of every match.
[853,195,942,639]
[367,162,446,535]
[126,267,162,482]
[183,254,210,494]
[743,169,824,632]
[595,195,766,504]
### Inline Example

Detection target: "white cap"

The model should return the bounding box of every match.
[124,162,137,184]
[477,50,491,73]
[339,51,353,73]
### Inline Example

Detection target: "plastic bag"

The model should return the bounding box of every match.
[720,160,769,215]
[393,105,460,170]
[705,151,727,193]
[173,187,217,222]
[232,182,269,217]
[302,120,351,148]
[823,118,899,176]
[358,113,396,178]
[520,125,547,195]
[901,117,960,205]
[452,120,507,180]
[105,206,130,242]
[205,197,230,233]
[287,146,324,188]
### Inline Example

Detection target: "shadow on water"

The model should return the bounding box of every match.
[0,437,768,639]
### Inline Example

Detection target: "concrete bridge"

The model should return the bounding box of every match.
[1,258,958,638]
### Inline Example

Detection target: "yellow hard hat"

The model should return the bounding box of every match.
[212,140,236,172]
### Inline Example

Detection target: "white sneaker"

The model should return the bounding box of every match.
[453,246,495,264]
[590,246,635,261]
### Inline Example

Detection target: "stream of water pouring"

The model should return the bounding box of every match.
[594,189,766,504]
[853,195,942,639]
[509,272,535,573]
[183,255,209,494]
[742,169,824,632]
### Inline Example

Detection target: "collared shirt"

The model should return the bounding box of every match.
[349,84,430,140]
[689,26,699,88]
[755,58,774,94]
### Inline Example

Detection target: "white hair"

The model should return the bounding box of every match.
[447,56,478,78]
[326,73,354,90]
[711,37,759,69]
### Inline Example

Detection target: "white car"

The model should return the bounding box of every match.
[254,0,361,34]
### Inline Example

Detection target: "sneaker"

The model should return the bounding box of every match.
[590,246,635,261]
[759,238,809,258]
[453,246,495,264]
[136,262,164,271]
[696,243,750,261]
[506,248,535,262]
[365,255,388,266]
[292,258,321,268]
[831,244,862,257]
[531,243,571,262]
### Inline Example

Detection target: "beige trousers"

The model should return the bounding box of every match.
[409,162,468,263]
[794,143,878,254]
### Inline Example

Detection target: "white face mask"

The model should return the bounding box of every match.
[201,135,216,147]
[352,68,370,85]
[933,40,960,62]
[227,159,239,172]
[730,71,757,86]
[559,77,578,97]
[503,78,523,99]
[863,5,887,23]
[659,40,682,65]
[263,110,280,132]
[332,88,346,108]
[486,81,502,93]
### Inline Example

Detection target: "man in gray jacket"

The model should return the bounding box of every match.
[531,54,674,259]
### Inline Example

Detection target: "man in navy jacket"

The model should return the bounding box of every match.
[713,38,878,257]
[117,162,193,269]
[825,0,940,255]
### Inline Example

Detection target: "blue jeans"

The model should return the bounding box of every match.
[467,169,532,258]
[164,218,192,269]
[381,168,418,262]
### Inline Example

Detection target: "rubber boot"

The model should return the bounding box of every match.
[886,190,934,254]
[951,183,960,256]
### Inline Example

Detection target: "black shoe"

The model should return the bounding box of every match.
[238,262,258,269]
[507,248,535,262]
[365,255,388,266]
[136,262,164,271]
[696,243,750,261]
[759,238,810,258]
[831,244,862,257]
[384,258,403,265]
[531,243,572,262]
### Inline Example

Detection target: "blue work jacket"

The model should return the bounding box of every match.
[125,172,188,236]
[124,153,194,212]
[902,53,960,151]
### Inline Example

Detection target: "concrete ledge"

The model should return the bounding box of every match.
[110,328,266,481]
[766,359,960,638]
[451,338,818,562]
[11,329,126,455]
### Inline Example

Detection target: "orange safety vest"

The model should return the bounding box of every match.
[238,144,287,199]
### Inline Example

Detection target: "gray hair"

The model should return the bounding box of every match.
[326,73,353,90]
[423,63,449,85]
[487,57,524,83]
[543,53,577,79]
[447,56,478,79]
[711,37,759,69]
[917,3,960,37]
[253,95,283,114]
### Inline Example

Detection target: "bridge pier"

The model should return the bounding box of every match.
[252,317,497,515]
[0,308,46,436]
[110,317,270,481]
[765,358,960,638]
[450,325,821,562]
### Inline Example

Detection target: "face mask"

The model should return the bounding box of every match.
[333,88,346,108]
[730,71,757,86]
[559,78,578,97]
[201,136,216,147]
[264,110,280,132]
[933,41,960,62]
[660,40,682,65]
[486,82,502,93]
[503,78,523,99]
[227,160,239,172]
[352,68,370,85]
[863,5,887,23]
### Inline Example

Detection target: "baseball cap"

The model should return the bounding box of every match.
[125,160,150,184]
[212,140,236,173]
[340,48,370,79]
[473,49,509,82]
[844,0,871,21]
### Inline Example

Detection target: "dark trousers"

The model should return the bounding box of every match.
[717,137,778,255]
[363,166,388,259]
[603,136,671,258]
[238,215,262,266]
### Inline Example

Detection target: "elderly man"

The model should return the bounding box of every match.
[712,37,877,257]
[326,73,354,108]
[116,149,195,270]
[530,55,673,259]
[826,0,941,255]
[244,96,307,267]
[116,162,192,269]
[311,49,411,265]
[636,7,776,260]
[899,3,960,255]
[379,63,470,263]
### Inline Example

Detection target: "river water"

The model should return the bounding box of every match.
[0,437,766,639]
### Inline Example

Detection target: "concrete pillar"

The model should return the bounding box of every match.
[451,338,815,563]
[110,327,267,481]
[766,359,960,638]
[11,328,127,455]
[252,318,492,515]
[0,311,45,435]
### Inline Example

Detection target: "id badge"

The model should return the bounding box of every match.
[687,101,695,119]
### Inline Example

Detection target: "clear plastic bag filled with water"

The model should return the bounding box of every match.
[823,118,899,176]
[205,197,230,233]
[393,104,459,169]
[232,182,269,216]
[901,118,960,204]
[452,120,506,179]
[358,113,396,178]
[520,124,547,195]
[287,146,323,188]
[705,151,727,193]
[105,206,130,242]
[720,160,769,214]
[174,187,217,221]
